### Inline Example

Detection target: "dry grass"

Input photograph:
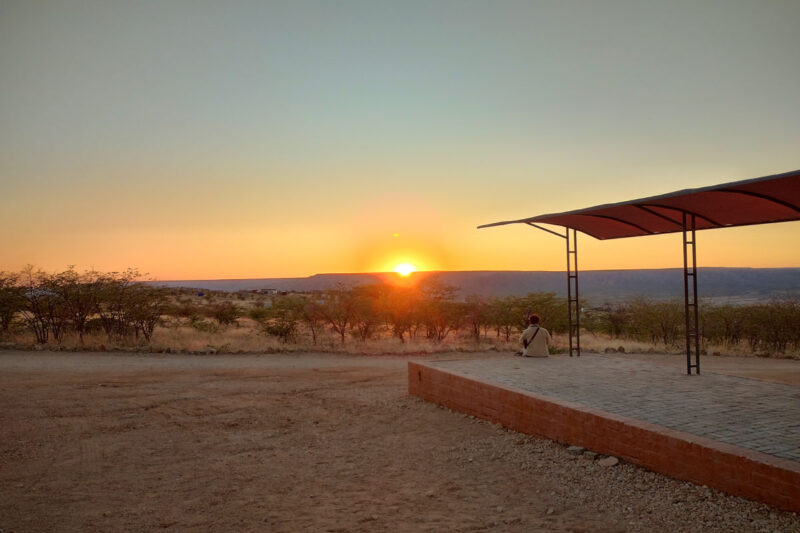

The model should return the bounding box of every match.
[1,320,523,355]
[578,332,676,355]
[2,322,797,359]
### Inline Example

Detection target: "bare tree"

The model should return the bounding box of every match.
[96,269,140,340]
[376,284,417,343]
[49,267,101,343]
[0,271,24,333]
[419,280,463,342]
[350,285,382,342]
[299,297,324,345]
[317,284,360,345]
[127,285,166,341]
[18,267,47,343]
[464,295,489,343]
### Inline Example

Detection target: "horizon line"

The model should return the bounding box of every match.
[149,265,800,283]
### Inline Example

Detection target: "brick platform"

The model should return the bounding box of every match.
[408,355,800,512]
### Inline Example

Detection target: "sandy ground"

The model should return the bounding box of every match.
[1,350,798,532]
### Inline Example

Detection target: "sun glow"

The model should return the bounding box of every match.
[393,262,417,276]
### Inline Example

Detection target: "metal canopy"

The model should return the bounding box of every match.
[478,169,800,375]
[479,169,800,240]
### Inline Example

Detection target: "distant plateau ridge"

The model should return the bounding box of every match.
[151,268,800,304]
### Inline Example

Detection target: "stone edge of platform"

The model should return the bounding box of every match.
[408,361,800,513]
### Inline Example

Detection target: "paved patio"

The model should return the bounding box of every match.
[410,354,800,511]
[423,354,800,463]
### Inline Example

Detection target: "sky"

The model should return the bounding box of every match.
[1,0,799,280]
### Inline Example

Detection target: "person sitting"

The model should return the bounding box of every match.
[519,313,552,358]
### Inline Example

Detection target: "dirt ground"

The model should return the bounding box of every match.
[1,351,798,532]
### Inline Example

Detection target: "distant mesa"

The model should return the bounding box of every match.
[148,268,800,304]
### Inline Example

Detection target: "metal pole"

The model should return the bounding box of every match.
[566,229,580,357]
[573,229,581,356]
[682,213,700,375]
[691,218,700,374]
[566,230,573,357]
[521,223,579,359]
[683,214,691,374]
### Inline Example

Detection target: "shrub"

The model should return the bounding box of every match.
[261,321,297,342]
[190,317,219,333]
[248,307,271,321]
[211,301,241,326]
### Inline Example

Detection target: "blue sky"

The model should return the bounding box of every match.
[1,1,798,278]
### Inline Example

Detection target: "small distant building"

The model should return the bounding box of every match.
[258,288,278,295]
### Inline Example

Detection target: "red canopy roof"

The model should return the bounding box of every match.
[479,169,800,240]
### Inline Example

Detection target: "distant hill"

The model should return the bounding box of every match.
[150,268,800,304]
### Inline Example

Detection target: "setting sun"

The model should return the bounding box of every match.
[393,263,417,276]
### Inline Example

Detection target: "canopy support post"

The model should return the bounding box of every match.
[682,213,700,375]
[524,222,580,357]
[566,229,580,357]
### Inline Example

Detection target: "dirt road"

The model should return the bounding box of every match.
[1,351,797,532]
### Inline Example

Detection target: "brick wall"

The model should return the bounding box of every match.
[408,361,800,512]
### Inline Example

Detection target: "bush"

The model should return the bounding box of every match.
[190,317,219,333]
[248,307,271,321]
[261,321,297,342]
[211,301,241,326]
[260,296,304,343]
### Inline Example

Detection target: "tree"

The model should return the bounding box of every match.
[127,286,167,341]
[350,285,382,342]
[464,295,489,343]
[419,280,463,342]
[317,284,360,345]
[596,302,630,339]
[18,266,68,344]
[298,297,324,345]
[517,293,568,334]
[627,298,683,347]
[49,267,102,343]
[96,269,140,340]
[701,304,746,347]
[488,297,522,341]
[0,272,25,333]
[376,284,418,343]
[748,300,800,355]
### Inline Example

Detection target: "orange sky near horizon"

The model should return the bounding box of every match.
[2,183,798,280]
[1,2,799,280]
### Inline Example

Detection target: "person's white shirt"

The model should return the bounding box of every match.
[520,324,552,357]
